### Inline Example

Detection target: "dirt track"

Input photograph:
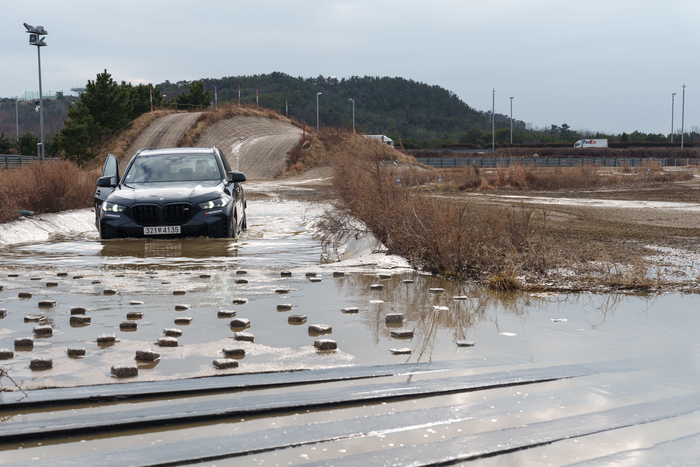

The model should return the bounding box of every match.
[127,112,201,157]
[196,116,302,179]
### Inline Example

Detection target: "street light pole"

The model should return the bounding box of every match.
[349,98,355,134]
[492,88,496,152]
[16,97,19,142]
[510,96,514,145]
[681,84,686,149]
[316,92,322,133]
[24,23,48,161]
[671,92,676,143]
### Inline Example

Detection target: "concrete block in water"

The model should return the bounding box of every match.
[341,307,359,314]
[157,337,178,347]
[280,271,292,277]
[213,359,239,369]
[333,271,345,277]
[135,349,160,361]
[96,334,116,343]
[175,304,191,311]
[385,313,405,324]
[46,282,59,287]
[233,332,254,342]
[18,292,32,298]
[30,277,41,281]
[288,315,307,324]
[129,300,144,305]
[377,273,392,279]
[235,279,248,284]
[456,340,475,347]
[173,290,186,295]
[308,324,332,335]
[14,337,34,347]
[103,288,118,295]
[402,279,415,284]
[218,310,236,318]
[276,303,293,311]
[111,365,138,377]
[0,309,6,318]
[275,288,291,294]
[0,348,14,359]
[236,270,248,275]
[223,347,245,357]
[70,307,86,315]
[33,325,53,336]
[91,280,101,284]
[163,328,182,337]
[67,347,86,357]
[126,311,143,319]
[370,284,384,290]
[24,314,44,322]
[120,321,137,331]
[70,315,91,325]
[429,288,445,293]
[314,339,337,350]
[230,318,250,328]
[199,274,211,279]
[453,296,469,300]
[8,273,19,277]
[174,317,192,325]
[38,300,56,308]
[232,298,248,305]
[73,275,84,279]
[390,348,412,355]
[57,272,68,277]
[305,272,317,277]
[309,277,322,283]
[30,357,53,370]
[391,330,414,338]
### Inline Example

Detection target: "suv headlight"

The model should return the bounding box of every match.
[198,197,231,209]
[102,201,125,213]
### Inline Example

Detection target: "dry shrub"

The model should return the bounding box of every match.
[0,161,97,223]
[316,144,554,280]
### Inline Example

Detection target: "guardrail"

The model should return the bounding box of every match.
[414,157,669,168]
[1,155,60,169]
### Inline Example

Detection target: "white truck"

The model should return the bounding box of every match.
[573,139,608,148]
[363,135,394,148]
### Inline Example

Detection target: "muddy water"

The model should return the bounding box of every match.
[2,198,700,465]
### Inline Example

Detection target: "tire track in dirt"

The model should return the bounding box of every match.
[127,112,201,157]
[196,116,302,179]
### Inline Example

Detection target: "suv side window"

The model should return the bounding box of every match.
[218,149,232,175]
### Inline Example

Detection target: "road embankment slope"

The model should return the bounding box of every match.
[127,112,202,157]
[196,116,302,179]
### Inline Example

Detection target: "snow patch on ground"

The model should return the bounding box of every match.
[0,209,96,245]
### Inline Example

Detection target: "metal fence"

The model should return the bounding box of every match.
[1,155,60,169]
[414,157,669,169]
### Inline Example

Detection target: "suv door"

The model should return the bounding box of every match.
[94,154,119,227]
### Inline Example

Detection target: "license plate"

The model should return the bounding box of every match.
[144,226,181,235]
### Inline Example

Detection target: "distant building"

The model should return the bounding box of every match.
[363,135,394,148]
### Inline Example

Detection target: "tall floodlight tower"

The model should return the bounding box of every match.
[316,92,322,133]
[492,88,496,152]
[24,23,48,161]
[671,92,676,143]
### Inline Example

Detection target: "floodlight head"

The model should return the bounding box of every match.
[24,23,48,35]
[317,92,322,96]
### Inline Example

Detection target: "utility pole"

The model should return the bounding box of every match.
[492,88,496,152]
[671,92,676,143]
[316,92,322,133]
[349,98,355,134]
[16,97,19,142]
[24,23,48,161]
[681,84,686,149]
[510,96,514,145]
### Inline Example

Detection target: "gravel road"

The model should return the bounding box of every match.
[196,116,302,179]
[127,112,201,156]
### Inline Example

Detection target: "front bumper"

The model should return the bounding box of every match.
[99,208,229,239]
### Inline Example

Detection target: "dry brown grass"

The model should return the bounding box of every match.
[0,161,98,223]
[179,103,299,148]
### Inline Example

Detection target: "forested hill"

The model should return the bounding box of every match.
[156,73,524,147]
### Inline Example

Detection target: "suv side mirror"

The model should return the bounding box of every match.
[96,176,116,188]
[228,171,247,183]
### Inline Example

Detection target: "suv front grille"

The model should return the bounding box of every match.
[163,204,193,224]
[130,203,194,226]
[131,205,159,226]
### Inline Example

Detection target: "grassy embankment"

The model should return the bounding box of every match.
[304,129,692,290]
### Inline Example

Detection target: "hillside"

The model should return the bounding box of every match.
[156,73,525,146]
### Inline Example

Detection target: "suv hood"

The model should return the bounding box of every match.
[108,181,225,206]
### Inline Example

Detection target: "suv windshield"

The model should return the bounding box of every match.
[124,153,222,183]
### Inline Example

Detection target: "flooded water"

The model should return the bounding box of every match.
[2,196,700,465]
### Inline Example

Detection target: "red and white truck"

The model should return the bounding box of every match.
[573,139,608,148]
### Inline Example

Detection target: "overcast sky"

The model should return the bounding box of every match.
[3,1,699,134]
